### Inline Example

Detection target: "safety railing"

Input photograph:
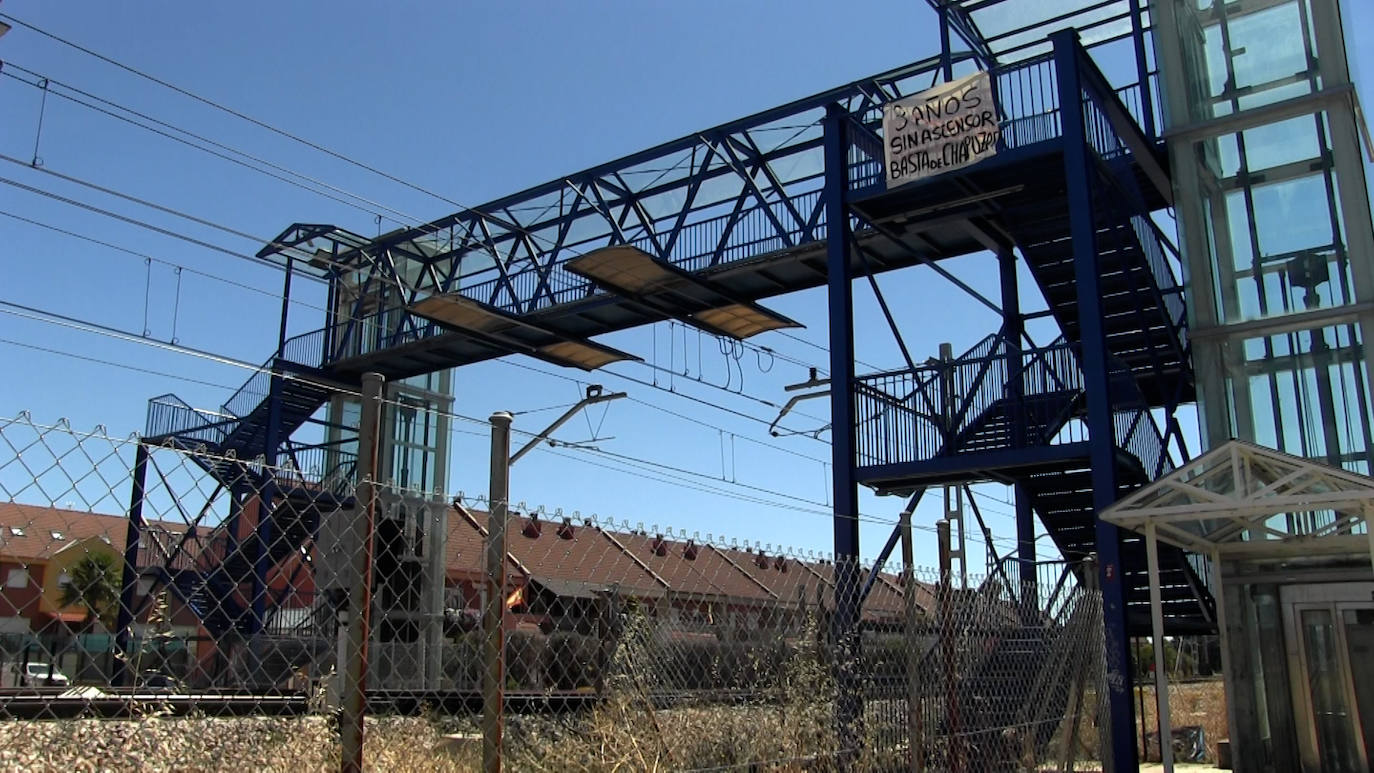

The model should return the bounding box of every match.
[280,327,327,369]
[1128,212,1188,348]
[1107,359,1173,481]
[453,186,828,319]
[220,361,272,422]
[993,52,1062,151]
[325,310,449,364]
[144,396,232,446]
[274,445,359,497]
[855,335,1093,468]
[856,331,1177,480]
[854,333,1003,466]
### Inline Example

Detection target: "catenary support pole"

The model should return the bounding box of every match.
[340,372,384,773]
[483,411,514,773]
[1145,523,1175,771]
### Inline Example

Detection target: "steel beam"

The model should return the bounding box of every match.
[1053,29,1139,772]
[823,102,863,758]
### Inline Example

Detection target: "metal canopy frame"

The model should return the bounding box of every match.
[1102,438,1374,561]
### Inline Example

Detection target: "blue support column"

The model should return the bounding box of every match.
[939,4,954,81]
[113,442,148,687]
[1002,248,1039,611]
[823,103,863,756]
[252,376,282,636]
[1052,29,1139,771]
[999,247,1024,446]
[252,256,295,636]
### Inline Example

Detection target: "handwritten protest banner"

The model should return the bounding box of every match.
[882,70,1000,187]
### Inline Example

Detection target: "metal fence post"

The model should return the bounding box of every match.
[901,509,923,773]
[937,519,963,773]
[483,411,514,773]
[341,372,384,773]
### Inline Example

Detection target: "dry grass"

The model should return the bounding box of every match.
[0,614,1125,771]
[0,708,858,773]
[0,715,477,773]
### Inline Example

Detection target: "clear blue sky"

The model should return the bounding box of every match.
[1,2,1369,570]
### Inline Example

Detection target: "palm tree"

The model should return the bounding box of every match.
[59,552,120,633]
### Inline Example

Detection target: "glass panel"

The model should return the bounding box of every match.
[1342,608,1374,766]
[1230,322,1373,474]
[389,394,439,492]
[1172,0,1322,125]
[1194,113,1356,325]
[1301,608,1364,772]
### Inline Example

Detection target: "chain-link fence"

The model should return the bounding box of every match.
[1,410,1118,771]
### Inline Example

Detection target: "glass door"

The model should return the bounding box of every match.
[1282,583,1374,772]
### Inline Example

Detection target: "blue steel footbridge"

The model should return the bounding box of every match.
[125,10,1205,768]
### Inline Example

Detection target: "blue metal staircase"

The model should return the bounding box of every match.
[139,336,356,640]
[854,331,1212,633]
[1005,184,1190,409]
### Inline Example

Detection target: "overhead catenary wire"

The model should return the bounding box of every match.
[429,411,991,542]
[0,13,469,210]
[0,64,423,229]
[380,390,1018,547]
[0,337,239,393]
[495,357,833,450]
[0,209,331,316]
[0,299,366,403]
[0,11,546,242]
[0,173,311,278]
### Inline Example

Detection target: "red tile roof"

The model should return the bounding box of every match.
[0,502,127,561]
[610,531,775,601]
[1,502,938,615]
[716,545,830,606]
[454,508,667,599]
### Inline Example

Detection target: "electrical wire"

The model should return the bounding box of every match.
[0,337,237,392]
[0,11,837,298]
[0,209,330,315]
[0,299,366,402]
[0,11,555,243]
[0,64,422,228]
[0,13,471,211]
[0,174,302,277]
[495,357,831,449]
